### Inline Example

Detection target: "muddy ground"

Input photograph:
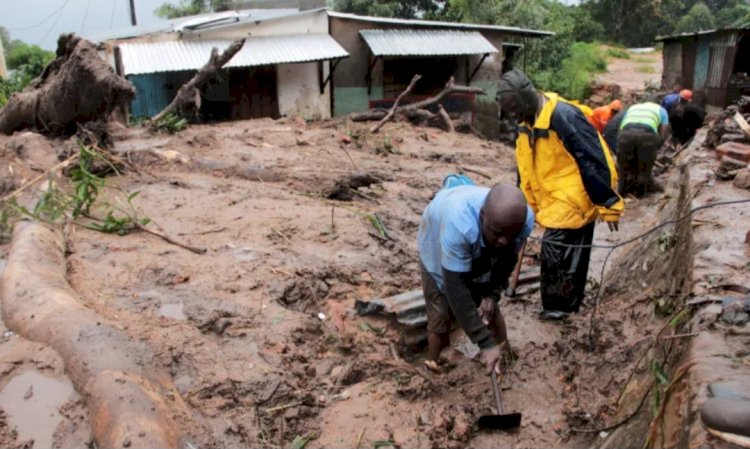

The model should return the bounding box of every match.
[0,116,742,448]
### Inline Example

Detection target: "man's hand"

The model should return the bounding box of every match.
[607,220,619,232]
[478,297,496,325]
[481,345,502,375]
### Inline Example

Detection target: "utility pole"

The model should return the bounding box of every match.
[128,0,138,26]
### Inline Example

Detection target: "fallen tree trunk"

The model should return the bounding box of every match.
[352,76,484,132]
[2,222,192,448]
[152,39,245,123]
[0,34,135,136]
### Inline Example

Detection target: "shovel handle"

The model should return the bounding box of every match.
[490,371,504,414]
[505,241,526,297]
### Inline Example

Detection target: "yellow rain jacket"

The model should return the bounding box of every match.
[516,93,624,230]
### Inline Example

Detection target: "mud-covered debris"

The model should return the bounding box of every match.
[325,172,382,201]
[733,168,750,189]
[720,296,750,325]
[196,310,252,336]
[427,404,475,448]
[716,155,747,180]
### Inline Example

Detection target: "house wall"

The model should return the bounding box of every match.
[662,42,683,90]
[277,62,329,119]
[693,37,711,90]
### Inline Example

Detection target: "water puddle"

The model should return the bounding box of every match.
[158,302,186,321]
[0,370,75,448]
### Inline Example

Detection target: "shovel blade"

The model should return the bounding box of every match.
[478,412,522,430]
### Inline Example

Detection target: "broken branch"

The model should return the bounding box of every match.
[1,153,79,203]
[152,39,245,123]
[437,104,454,133]
[372,74,422,133]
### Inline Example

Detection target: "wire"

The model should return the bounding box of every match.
[8,0,70,31]
[40,0,72,46]
[109,0,118,29]
[80,0,94,33]
[527,199,750,250]
[524,198,750,350]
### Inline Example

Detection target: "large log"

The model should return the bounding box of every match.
[152,39,245,122]
[0,34,135,136]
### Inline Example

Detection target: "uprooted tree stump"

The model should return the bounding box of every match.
[151,38,245,123]
[0,34,135,136]
[349,76,485,133]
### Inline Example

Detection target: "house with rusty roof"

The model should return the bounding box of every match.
[90,8,551,134]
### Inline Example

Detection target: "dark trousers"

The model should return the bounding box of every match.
[540,222,595,313]
[617,128,662,196]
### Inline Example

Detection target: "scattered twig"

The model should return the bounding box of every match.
[271,227,293,246]
[372,74,422,133]
[265,401,302,414]
[457,164,491,180]
[135,223,207,254]
[331,206,335,231]
[177,226,227,236]
[355,427,366,449]
[1,153,79,203]
[339,144,358,170]
[646,361,696,446]
[348,187,379,203]
[661,332,699,340]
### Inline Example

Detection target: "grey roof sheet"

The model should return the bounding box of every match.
[359,29,498,56]
[119,34,348,75]
[328,11,553,37]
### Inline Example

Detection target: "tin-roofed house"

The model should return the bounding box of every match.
[92,8,348,121]
[327,11,552,138]
[657,27,750,110]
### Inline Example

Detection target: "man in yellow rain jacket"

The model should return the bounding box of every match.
[496,69,624,320]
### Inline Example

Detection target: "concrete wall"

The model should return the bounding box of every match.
[662,42,683,90]
[278,61,330,119]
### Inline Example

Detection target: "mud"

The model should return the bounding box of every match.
[0,113,738,448]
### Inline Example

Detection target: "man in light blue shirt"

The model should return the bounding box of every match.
[418,181,534,374]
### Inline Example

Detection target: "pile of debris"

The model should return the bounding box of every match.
[586,83,622,106]
[705,96,750,187]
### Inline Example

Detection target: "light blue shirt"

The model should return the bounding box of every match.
[417,185,534,292]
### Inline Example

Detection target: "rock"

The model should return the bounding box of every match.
[330,365,345,381]
[716,141,750,163]
[296,137,311,146]
[284,407,300,420]
[733,168,750,189]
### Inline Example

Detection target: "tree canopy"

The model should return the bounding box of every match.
[155,0,234,19]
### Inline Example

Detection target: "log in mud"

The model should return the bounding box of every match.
[1,222,188,448]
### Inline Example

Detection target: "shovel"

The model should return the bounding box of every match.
[477,371,522,430]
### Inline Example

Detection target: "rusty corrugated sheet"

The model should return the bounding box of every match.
[359,29,498,57]
[706,31,739,88]
[118,34,348,75]
[355,266,541,346]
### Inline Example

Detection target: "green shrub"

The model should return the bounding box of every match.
[637,65,657,73]
[544,42,608,101]
[633,56,653,63]
[606,47,631,59]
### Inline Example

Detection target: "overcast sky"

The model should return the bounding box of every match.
[1,0,170,50]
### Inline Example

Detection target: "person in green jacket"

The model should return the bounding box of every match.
[617,99,670,196]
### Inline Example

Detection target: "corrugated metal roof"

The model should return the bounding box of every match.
[118,34,348,75]
[655,27,750,42]
[360,29,498,56]
[328,11,553,37]
[86,9,304,43]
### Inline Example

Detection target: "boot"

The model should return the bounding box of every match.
[700,397,750,448]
